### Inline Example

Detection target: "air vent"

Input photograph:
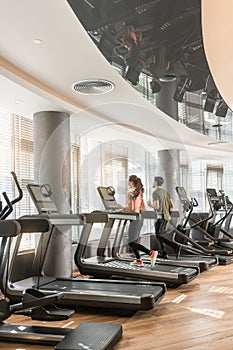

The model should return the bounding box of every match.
[72,79,114,95]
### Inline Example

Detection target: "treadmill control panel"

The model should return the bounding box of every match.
[27,183,58,214]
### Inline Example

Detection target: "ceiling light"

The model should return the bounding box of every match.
[204,89,218,112]
[215,100,228,118]
[72,79,114,95]
[173,76,190,102]
[32,39,42,45]
[125,66,141,85]
[125,55,146,85]
[13,100,24,104]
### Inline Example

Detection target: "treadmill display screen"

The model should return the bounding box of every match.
[206,188,218,198]
[97,187,115,201]
[97,186,118,210]
[176,186,189,203]
[29,185,51,202]
[27,184,58,214]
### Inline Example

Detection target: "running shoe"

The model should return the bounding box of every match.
[149,250,158,267]
[130,260,144,267]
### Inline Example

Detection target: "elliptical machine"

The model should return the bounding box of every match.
[175,186,233,265]
[206,188,233,248]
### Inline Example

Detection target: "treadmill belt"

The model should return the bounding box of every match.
[79,258,199,284]
[216,254,233,265]
[163,255,218,271]
[98,259,197,274]
[39,279,164,297]
[171,255,217,263]
[38,278,166,310]
[0,323,70,345]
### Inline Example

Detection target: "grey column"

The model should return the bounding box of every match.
[33,111,72,278]
[156,76,180,209]
[157,149,180,209]
[156,76,178,120]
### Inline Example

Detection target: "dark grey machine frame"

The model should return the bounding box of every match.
[4,184,167,312]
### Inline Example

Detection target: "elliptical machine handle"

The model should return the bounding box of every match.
[0,192,13,220]
[11,171,23,204]
[191,198,198,207]
[0,172,23,220]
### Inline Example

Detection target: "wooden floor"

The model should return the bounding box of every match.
[2,263,233,350]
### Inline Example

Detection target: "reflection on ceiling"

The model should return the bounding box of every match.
[67,0,233,143]
[1,0,233,162]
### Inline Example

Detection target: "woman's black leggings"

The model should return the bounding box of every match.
[128,219,150,260]
[129,241,151,260]
[155,219,179,253]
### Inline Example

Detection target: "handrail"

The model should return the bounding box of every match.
[0,172,23,220]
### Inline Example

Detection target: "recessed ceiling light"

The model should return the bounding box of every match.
[32,39,42,45]
[72,79,115,95]
[13,100,24,104]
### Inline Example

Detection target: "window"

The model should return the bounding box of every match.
[13,115,35,218]
[0,112,35,251]
[72,135,158,239]
[206,164,223,191]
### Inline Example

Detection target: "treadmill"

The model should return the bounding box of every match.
[74,187,200,285]
[0,219,123,349]
[96,187,217,272]
[132,214,218,273]
[3,183,167,312]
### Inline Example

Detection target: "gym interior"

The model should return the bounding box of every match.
[1,1,233,349]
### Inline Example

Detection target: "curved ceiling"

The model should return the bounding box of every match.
[1,0,233,161]
[202,0,233,110]
[69,0,206,91]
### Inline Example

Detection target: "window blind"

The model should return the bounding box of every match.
[0,112,14,211]
[0,112,35,251]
